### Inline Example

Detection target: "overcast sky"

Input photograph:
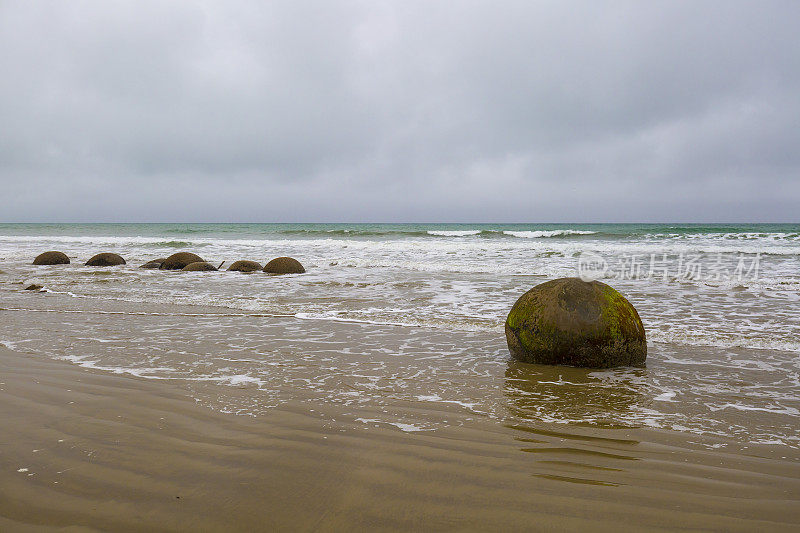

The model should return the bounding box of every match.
[1,1,798,222]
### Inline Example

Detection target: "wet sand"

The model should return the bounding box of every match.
[2,345,800,531]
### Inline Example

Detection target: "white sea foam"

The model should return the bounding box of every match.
[654,391,677,402]
[648,330,800,353]
[502,230,596,238]
[709,403,800,416]
[426,230,482,237]
[57,354,178,379]
[644,232,800,241]
[0,339,20,350]
[220,374,266,387]
[416,394,443,401]
[355,418,429,432]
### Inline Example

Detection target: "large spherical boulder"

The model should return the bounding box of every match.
[33,251,70,265]
[263,257,305,274]
[505,278,646,368]
[181,261,217,272]
[228,260,262,272]
[160,252,205,270]
[85,252,126,267]
[140,258,167,269]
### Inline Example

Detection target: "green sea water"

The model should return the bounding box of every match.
[0,222,797,240]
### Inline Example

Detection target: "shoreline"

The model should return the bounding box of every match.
[2,345,800,531]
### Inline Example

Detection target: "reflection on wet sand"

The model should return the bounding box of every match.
[503,360,646,488]
[503,360,647,428]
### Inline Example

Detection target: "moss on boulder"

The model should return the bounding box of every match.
[505,277,646,368]
[160,252,205,270]
[263,257,305,274]
[181,261,218,272]
[228,260,262,272]
[85,252,126,266]
[140,258,167,269]
[33,251,70,265]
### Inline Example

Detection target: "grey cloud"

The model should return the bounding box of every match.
[1,0,798,222]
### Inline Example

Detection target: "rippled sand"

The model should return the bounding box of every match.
[3,344,800,531]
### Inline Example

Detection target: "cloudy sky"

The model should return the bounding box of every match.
[1,1,798,222]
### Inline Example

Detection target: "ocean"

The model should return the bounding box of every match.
[1,222,798,447]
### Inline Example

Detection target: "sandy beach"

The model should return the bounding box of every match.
[2,223,799,531]
[3,340,800,532]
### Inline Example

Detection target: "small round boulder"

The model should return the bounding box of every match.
[505,277,646,368]
[140,258,167,269]
[228,260,262,272]
[181,261,217,272]
[33,251,70,265]
[263,257,305,274]
[85,253,126,267]
[160,252,205,270]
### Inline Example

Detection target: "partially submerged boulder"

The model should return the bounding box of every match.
[160,252,205,270]
[85,252,126,267]
[140,258,167,269]
[181,261,217,272]
[505,277,646,368]
[33,251,70,265]
[228,260,262,272]
[24,284,43,291]
[263,257,305,274]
